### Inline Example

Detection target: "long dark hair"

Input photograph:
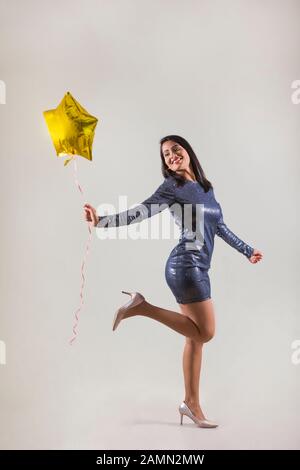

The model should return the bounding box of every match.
[159,135,213,192]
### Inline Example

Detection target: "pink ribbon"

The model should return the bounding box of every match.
[69,156,93,345]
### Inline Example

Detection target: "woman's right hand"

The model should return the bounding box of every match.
[84,203,99,227]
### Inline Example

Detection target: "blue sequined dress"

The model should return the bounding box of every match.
[97,175,254,304]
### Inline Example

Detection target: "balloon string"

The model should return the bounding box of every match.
[69,156,93,346]
[73,157,83,195]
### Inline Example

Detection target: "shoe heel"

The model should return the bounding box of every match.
[121,290,131,296]
[180,413,183,425]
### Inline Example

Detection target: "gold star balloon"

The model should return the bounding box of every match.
[43,92,99,345]
[43,91,98,166]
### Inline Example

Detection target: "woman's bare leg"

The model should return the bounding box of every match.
[179,299,215,420]
[182,339,204,418]
[120,297,215,419]
[122,299,211,343]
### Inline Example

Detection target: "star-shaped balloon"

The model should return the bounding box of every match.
[43,91,98,166]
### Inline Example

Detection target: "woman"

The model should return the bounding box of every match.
[84,135,263,428]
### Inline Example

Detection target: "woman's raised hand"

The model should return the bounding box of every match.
[83,203,99,227]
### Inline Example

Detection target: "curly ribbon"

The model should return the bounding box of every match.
[69,156,93,345]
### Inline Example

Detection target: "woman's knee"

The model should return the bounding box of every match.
[201,326,215,343]
[186,336,202,347]
[186,326,215,345]
[180,299,215,343]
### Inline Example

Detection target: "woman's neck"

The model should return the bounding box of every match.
[175,169,196,182]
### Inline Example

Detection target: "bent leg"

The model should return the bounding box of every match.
[120,295,216,420]
[179,298,215,343]
[122,297,215,343]
[122,299,204,342]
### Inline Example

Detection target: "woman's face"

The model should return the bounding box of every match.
[162,140,191,175]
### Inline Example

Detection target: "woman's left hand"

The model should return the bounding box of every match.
[248,248,263,263]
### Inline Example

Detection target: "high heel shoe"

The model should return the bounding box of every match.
[178,401,218,428]
[112,291,145,331]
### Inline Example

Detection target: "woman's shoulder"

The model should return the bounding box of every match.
[161,174,178,188]
[152,175,178,199]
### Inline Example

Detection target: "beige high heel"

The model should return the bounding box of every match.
[179,401,218,428]
[112,291,145,331]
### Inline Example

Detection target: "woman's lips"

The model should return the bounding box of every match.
[171,156,183,165]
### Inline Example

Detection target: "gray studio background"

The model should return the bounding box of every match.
[0,0,299,450]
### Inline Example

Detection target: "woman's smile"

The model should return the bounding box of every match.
[171,155,183,165]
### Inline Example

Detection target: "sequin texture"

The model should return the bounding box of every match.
[97,175,254,304]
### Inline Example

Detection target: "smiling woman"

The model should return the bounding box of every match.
[159,135,214,192]
[84,133,262,428]
[163,143,186,172]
